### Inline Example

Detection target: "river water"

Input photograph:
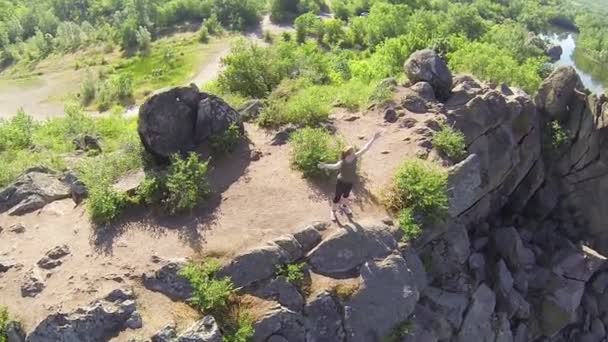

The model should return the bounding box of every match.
[543,32,606,94]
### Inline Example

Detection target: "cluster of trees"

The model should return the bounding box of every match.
[218,0,565,99]
[576,13,608,65]
[0,0,265,67]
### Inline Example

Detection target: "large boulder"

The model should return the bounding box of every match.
[0,167,71,215]
[217,243,290,289]
[138,85,242,160]
[251,304,307,342]
[539,274,586,337]
[343,254,420,342]
[546,44,563,62]
[404,49,453,101]
[307,223,397,277]
[26,288,137,342]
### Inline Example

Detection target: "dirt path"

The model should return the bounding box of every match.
[0,105,432,339]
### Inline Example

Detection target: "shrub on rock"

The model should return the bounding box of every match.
[290,128,343,178]
[433,124,467,162]
[385,159,448,241]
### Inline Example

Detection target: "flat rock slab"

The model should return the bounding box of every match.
[307,223,397,277]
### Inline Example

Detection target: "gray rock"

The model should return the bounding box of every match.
[410,81,436,101]
[343,254,420,342]
[292,225,322,253]
[152,324,178,342]
[304,292,346,342]
[72,134,102,152]
[37,258,62,269]
[9,224,25,233]
[404,49,453,101]
[492,227,533,270]
[513,323,528,342]
[270,125,297,146]
[539,274,586,337]
[195,95,243,146]
[21,268,45,297]
[456,284,496,342]
[238,99,264,121]
[423,223,470,283]
[421,287,468,330]
[448,154,481,217]
[592,272,608,294]
[271,235,303,263]
[26,288,137,342]
[494,261,530,320]
[138,86,242,160]
[63,171,88,204]
[493,312,513,342]
[307,223,397,277]
[402,246,428,292]
[142,259,193,301]
[0,258,17,273]
[384,108,398,123]
[252,277,304,312]
[546,44,563,62]
[251,305,306,342]
[177,316,222,342]
[5,321,26,342]
[0,167,71,215]
[469,253,486,286]
[217,242,291,288]
[551,244,606,282]
[401,93,428,113]
[401,305,447,342]
[38,245,71,269]
[126,311,143,330]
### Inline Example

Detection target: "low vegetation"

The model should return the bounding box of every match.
[276,263,305,284]
[180,259,255,342]
[330,282,359,300]
[433,124,467,162]
[384,320,414,342]
[545,120,570,154]
[385,159,449,241]
[0,306,13,342]
[209,123,243,156]
[289,127,343,178]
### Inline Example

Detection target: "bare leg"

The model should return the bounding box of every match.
[340,197,353,216]
[330,202,339,222]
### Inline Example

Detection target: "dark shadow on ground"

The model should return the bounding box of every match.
[91,139,252,255]
[305,170,380,209]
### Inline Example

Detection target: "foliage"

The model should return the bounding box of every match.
[198,26,210,44]
[87,185,129,224]
[80,70,97,105]
[97,73,134,111]
[385,159,448,241]
[209,123,243,156]
[384,321,414,342]
[222,315,255,342]
[0,306,9,342]
[180,259,234,313]
[163,153,211,214]
[331,283,359,300]
[433,124,467,162]
[0,110,35,151]
[276,263,305,284]
[289,127,343,178]
[448,41,546,94]
[547,120,569,151]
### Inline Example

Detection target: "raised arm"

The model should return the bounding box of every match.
[318,160,343,171]
[355,132,381,157]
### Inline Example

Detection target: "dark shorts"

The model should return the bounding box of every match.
[333,180,353,203]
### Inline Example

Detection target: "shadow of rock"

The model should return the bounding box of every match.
[91,140,252,255]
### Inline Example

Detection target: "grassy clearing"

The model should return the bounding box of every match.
[384,159,449,241]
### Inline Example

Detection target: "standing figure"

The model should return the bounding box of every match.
[318,132,381,222]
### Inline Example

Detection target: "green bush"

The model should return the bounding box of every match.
[276,263,305,284]
[385,159,448,241]
[210,124,243,156]
[80,70,97,105]
[180,259,234,313]
[1,306,9,342]
[0,110,35,151]
[433,125,467,162]
[548,120,569,151]
[87,185,129,224]
[289,128,343,178]
[223,315,255,342]
[198,26,210,44]
[164,153,211,214]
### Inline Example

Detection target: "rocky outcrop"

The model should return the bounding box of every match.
[27,288,137,342]
[37,244,70,270]
[404,49,453,101]
[0,167,71,215]
[137,85,243,160]
[176,316,222,342]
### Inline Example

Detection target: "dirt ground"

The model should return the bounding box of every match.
[0,104,434,339]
